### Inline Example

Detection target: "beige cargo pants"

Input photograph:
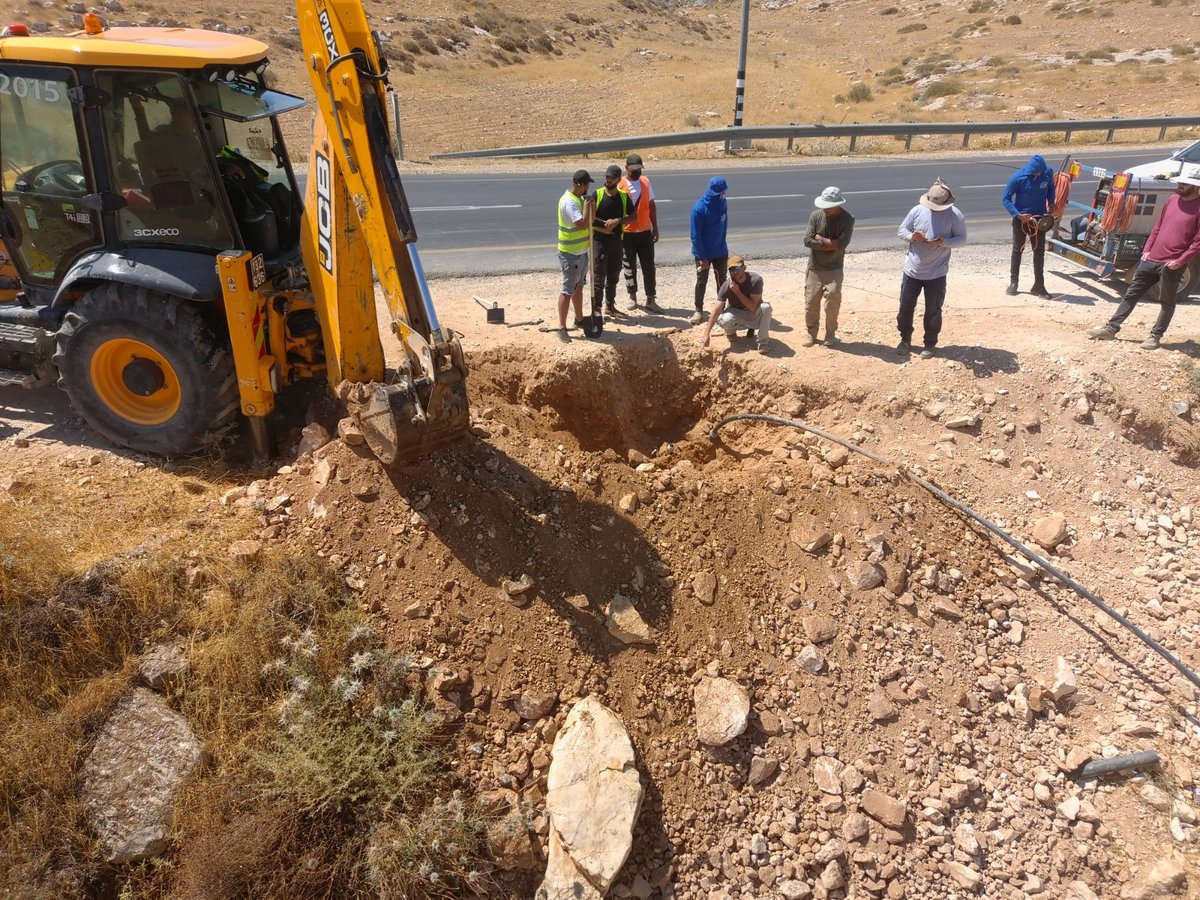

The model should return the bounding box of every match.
[804,266,844,339]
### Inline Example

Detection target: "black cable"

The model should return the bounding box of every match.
[708,412,1200,694]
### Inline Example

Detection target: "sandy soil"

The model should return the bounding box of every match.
[7,238,1199,897]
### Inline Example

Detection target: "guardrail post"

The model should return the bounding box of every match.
[1105,128,1115,142]
[962,132,970,149]
[849,135,858,152]
[1159,125,1168,140]
[904,133,913,150]
[1009,132,1017,148]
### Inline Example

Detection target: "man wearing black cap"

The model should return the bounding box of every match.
[620,153,662,313]
[592,164,636,319]
[555,170,595,339]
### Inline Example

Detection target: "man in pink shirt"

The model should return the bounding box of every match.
[1088,164,1200,349]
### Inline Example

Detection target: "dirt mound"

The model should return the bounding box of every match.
[251,335,1198,898]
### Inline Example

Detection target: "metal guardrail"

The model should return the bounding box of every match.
[430,116,1200,161]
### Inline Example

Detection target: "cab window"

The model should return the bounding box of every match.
[0,64,101,282]
[94,70,233,249]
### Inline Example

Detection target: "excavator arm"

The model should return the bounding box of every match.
[293,0,468,463]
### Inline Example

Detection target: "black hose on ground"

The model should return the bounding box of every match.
[707,412,1200,695]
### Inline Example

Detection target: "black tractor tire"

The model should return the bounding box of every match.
[53,283,239,456]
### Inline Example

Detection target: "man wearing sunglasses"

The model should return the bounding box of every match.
[701,255,772,354]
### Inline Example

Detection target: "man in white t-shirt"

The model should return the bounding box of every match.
[619,153,663,313]
[554,169,595,340]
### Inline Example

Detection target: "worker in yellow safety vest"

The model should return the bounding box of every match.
[554,170,595,341]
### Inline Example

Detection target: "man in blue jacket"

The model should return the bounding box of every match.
[690,176,730,324]
[1002,154,1056,299]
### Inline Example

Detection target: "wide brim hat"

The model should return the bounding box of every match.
[814,186,846,209]
[1175,163,1200,187]
[919,178,955,211]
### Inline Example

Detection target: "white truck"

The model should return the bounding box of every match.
[1048,153,1199,301]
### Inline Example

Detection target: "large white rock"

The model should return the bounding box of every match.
[694,677,750,746]
[537,699,643,899]
[80,688,203,863]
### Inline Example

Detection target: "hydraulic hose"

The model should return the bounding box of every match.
[707,412,1200,695]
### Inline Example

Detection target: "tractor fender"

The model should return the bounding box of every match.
[51,248,221,309]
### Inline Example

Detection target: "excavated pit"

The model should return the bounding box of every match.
[268,341,1148,899]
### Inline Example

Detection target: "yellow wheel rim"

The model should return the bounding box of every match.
[89,338,182,426]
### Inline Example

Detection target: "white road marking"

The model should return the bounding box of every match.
[410,204,523,212]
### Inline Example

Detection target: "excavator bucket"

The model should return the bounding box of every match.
[297,0,471,466]
[348,367,469,466]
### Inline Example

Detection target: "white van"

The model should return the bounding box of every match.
[1048,155,1199,300]
[1122,139,1200,182]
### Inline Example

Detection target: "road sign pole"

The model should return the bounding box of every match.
[726,0,751,153]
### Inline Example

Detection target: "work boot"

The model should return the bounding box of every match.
[896,340,911,356]
[688,310,704,325]
[645,297,664,313]
[801,333,817,348]
[1087,324,1117,340]
[1141,335,1161,350]
[920,347,936,359]
[1007,250,1022,295]
[1032,252,1048,298]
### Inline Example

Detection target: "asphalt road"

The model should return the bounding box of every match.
[399,149,1174,277]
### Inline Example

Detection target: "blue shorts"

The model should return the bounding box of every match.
[559,251,588,295]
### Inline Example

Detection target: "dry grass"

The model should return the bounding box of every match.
[0,466,484,898]
[9,0,1200,159]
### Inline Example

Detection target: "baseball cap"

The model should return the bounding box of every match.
[727,254,746,269]
[626,153,643,167]
[572,169,594,185]
[605,164,622,179]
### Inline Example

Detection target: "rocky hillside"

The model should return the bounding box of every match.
[7,0,1199,157]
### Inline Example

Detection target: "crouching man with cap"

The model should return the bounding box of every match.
[896,178,967,359]
[701,255,773,354]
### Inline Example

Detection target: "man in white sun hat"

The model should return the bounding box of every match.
[1088,162,1200,350]
[802,186,855,347]
[895,178,968,359]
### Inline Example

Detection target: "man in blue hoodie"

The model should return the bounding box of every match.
[689,176,730,324]
[1001,154,1056,299]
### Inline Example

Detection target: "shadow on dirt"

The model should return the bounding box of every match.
[383,437,680,642]
[827,339,1019,376]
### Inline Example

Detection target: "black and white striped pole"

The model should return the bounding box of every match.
[726,0,752,153]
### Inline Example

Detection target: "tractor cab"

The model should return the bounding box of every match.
[0,25,305,305]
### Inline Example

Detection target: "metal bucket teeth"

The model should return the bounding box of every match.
[350,365,469,466]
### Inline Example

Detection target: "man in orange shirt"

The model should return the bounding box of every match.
[619,153,663,313]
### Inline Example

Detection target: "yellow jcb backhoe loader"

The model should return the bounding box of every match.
[0,2,468,465]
